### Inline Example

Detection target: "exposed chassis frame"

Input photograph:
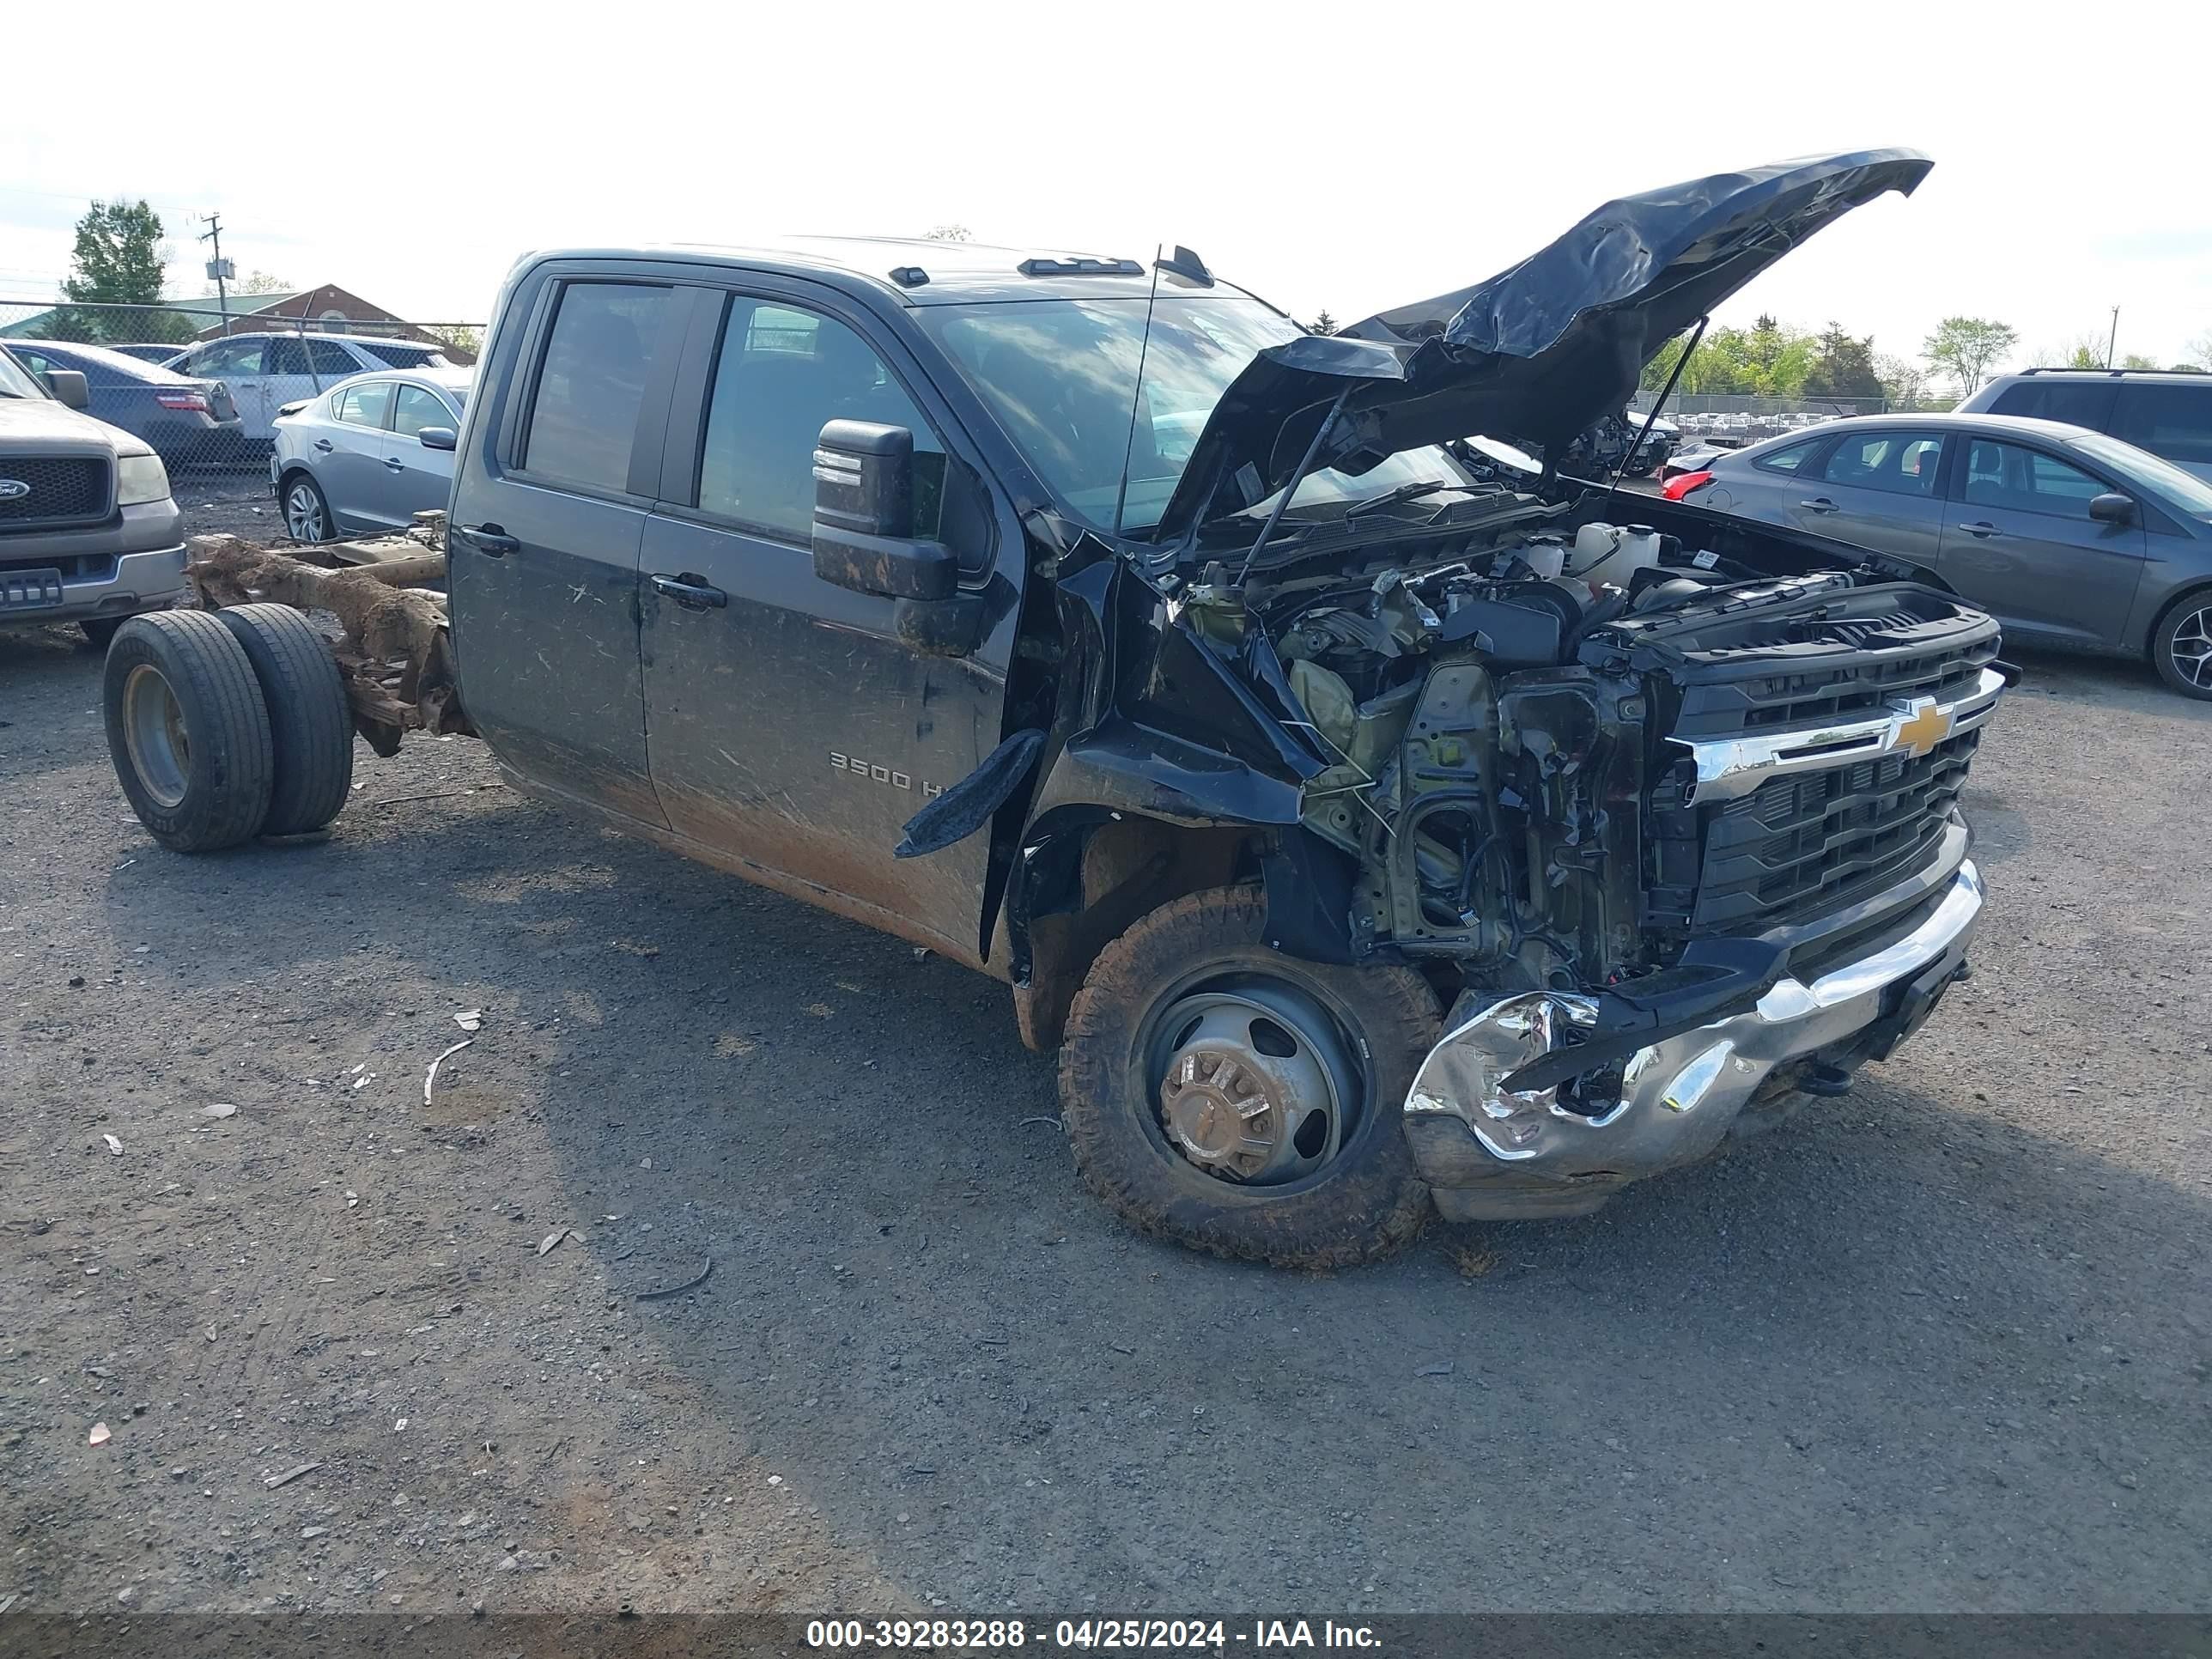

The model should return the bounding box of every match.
[181,513,471,757]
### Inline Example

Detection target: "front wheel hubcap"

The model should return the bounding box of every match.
[1150,984,1358,1186]
[2171,607,2212,690]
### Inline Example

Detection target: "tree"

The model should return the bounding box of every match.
[52,199,194,344]
[2029,332,2106,368]
[1306,310,1338,336]
[422,324,483,362]
[923,224,972,242]
[1876,353,1931,411]
[2120,353,2160,371]
[2190,331,2212,373]
[1803,322,1885,408]
[1923,317,2017,396]
[204,269,293,297]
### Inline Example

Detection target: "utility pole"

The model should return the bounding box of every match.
[199,213,233,336]
[2106,305,2120,370]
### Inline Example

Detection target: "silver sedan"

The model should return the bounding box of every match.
[270,367,470,542]
[1670,412,2212,700]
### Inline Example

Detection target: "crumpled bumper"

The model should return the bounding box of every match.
[1403,860,1984,1220]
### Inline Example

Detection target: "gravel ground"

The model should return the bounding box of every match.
[3,602,2209,1618]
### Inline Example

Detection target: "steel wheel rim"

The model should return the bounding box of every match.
[2170,605,2212,690]
[122,663,190,808]
[285,481,325,541]
[1139,976,1364,1189]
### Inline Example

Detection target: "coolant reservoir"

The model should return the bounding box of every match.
[1522,534,1566,580]
[1619,524,1662,582]
[1569,521,1620,575]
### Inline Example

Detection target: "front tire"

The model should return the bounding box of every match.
[102,611,274,852]
[282,471,332,543]
[2152,589,2212,700]
[1059,887,1439,1268]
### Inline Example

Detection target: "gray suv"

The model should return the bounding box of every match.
[1674,412,2212,697]
[0,345,186,647]
[1960,369,2212,482]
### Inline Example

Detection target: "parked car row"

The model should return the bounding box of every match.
[1666,411,2212,698]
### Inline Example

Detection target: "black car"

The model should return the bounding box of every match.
[6,339,243,467]
[1960,368,2212,483]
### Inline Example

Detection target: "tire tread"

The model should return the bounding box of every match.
[102,611,274,852]
[216,603,355,834]
[1057,886,1437,1270]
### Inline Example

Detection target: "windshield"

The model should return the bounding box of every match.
[0,348,48,399]
[2070,432,2212,518]
[917,295,1463,534]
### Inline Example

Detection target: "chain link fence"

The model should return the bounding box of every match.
[1630,391,1887,450]
[0,300,483,521]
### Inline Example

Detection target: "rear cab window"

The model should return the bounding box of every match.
[518,283,672,495]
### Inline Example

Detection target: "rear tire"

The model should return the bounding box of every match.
[282,471,332,542]
[1059,886,1439,1268]
[102,611,273,852]
[216,604,355,834]
[2151,588,2212,701]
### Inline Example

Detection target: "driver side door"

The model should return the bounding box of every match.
[637,283,1018,963]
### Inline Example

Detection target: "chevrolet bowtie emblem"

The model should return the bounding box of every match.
[1892,699,1954,758]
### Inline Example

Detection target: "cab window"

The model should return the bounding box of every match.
[520,282,671,495]
[696,297,945,544]
[333,381,394,428]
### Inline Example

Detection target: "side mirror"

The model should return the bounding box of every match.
[417,426,458,452]
[2088,491,2135,526]
[811,420,957,600]
[45,368,89,410]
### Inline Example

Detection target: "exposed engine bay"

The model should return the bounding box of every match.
[1152,477,2000,1050]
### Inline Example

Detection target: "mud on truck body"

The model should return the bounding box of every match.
[102,149,2009,1267]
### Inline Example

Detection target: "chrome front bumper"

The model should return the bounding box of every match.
[1404,860,1985,1221]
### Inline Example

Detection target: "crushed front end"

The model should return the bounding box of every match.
[1171,493,2007,1221]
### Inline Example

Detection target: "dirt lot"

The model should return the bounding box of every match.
[3,602,2209,1619]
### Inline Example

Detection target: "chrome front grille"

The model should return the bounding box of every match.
[1671,666,2005,933]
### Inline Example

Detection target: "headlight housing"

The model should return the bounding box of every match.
[115,452,172,507]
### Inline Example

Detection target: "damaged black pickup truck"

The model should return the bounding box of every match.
[103,149,2008,1267]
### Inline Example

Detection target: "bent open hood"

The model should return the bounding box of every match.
[1152,149,1932,544]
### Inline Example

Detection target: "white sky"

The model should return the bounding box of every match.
[6,1,2209,376]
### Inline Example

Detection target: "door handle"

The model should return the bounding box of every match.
[383,456,405,471]
[650,572,728,611]
[453,523,520,557]
[313,438,334,452]
[1798,496,1838,513]
[1959,520,2001,538]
